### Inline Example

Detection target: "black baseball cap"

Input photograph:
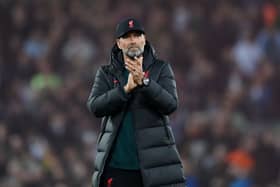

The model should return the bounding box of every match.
[115,18,145,38]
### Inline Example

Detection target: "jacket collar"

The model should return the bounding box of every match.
[110,41,156,72]
[109,41,157,86]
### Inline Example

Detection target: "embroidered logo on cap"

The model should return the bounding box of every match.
[128,20,134,28]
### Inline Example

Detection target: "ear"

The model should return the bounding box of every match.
[116,39,121,49]
[143,34,146,44]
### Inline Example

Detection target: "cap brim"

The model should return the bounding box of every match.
[117,29,145,38]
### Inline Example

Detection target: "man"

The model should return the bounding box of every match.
[87,18,185,187]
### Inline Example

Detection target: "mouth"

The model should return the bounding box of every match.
[128,46,138,49]
[128,46,141,53]
[125,47,143,58]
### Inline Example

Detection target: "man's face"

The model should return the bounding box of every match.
[117,31,146,58]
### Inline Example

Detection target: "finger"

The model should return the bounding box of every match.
[125,64,135,73]
[135,56,143,61]
[125,60,134,68]
[124,56,136,64]
[125,60,136,68]
[125,63,142,74]
[129,70,141,79]
[128,73,136,82]
[126,62,141,72]
[132,75,141,83]
[125,63,143,79]
[126,60,142,71]
[125,64,133,71]
[125,61,134,68]
[135,56,143,65]
[127,69,139,79]
[129,71,143,80]
[125,57,140,65]
[124,55,132,61]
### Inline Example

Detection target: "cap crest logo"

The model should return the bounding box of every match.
[128,20,134,28]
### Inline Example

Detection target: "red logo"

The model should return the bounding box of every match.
[107,178,113,187]
[113,79,119,84]
[128,20,134,28]
[144,71,149,78]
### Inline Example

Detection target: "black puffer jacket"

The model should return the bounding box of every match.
[87,42,185,187]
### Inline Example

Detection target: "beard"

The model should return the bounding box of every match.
[123,45,144,60]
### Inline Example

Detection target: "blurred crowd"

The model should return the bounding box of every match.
[0,0,280,187]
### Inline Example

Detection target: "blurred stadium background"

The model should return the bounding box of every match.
[0,0,280,187]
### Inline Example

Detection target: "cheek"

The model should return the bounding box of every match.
[140,37,146,46]
[119,43,126,50]
[140,40,146,48]
[122,42,130,49]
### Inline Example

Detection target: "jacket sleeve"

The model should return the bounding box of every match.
[140,62,178,115]
[87,67,130,117]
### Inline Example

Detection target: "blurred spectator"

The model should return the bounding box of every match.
[23,28,49,60]
[257,27,280,64]
[30,60,62,93]
[232,29,264,77]
[62,28,97,65]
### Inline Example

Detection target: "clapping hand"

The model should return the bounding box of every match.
[124,56,144,86]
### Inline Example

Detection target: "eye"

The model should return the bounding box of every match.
[121,34,129,39]
[134,32,142,37]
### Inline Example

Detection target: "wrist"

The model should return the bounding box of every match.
[135,75,144,86]
[124,85,131,93]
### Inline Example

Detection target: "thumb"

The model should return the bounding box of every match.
[135,56,143,65]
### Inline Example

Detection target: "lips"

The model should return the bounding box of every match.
[128,46,140,51]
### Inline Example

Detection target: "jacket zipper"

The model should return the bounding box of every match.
[132,111,145,185]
